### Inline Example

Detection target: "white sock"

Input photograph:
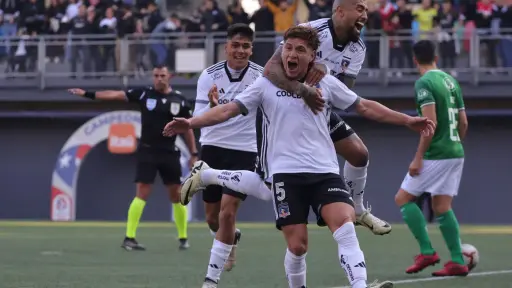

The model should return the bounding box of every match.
[344,161,368,215]
[284,249,307,288]
[200,169,273,201]
[334,223,367,288]
[205,239,233,282]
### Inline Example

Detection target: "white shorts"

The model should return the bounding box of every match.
[400,158,464,197]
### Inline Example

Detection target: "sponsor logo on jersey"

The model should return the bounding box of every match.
[146,98,157,110]
[276,91,301,98]
[108,123,137,154]
[170,102,181,115]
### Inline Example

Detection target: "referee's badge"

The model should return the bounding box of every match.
[170,102,181,115]
[146,98,157,111]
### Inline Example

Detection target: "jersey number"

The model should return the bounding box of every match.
[448,108,460,142]
[274,182,286,201]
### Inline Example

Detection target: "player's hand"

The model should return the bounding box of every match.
[162,118,192,137]
[68,88,85,97]
[300,85,325,114]
[208,85,219,107]
[406,117,436,136]
[409,158,423,177]
[188,155,198,169]
[305,63,327,86]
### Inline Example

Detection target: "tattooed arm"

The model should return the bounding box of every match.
[263,46,324,112]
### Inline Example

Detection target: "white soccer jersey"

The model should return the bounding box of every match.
[298,18,366,79]
[194,60,263,152]
[235,75,360,177]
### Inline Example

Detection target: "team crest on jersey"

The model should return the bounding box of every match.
[146,98,157,111]
[278,202,290,218]
[170,102,181,115]
[161,98,167,104]
[417,89,429,100]
[341,59,351,72]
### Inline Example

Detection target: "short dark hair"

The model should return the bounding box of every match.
[283,26,320,51]
[153,65,169,71]
[413,40,437,65]
[227,23,254,41]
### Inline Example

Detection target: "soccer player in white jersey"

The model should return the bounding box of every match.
[165,26,434,288]
[263,0,391,235]
[192,24,263,287]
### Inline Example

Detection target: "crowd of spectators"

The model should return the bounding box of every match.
[0,0,511,76]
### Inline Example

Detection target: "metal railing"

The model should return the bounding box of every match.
[0,29,511,89]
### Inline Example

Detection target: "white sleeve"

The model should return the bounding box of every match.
[343,48,365,78]
[322,75,360,111]
[193,70,213,116]
[233,77,266,116]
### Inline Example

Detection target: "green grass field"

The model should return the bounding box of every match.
[1,221,511,288]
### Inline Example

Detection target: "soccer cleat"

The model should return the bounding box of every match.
[356,206,392,235]
[181,160,210,205]
[224,229,241,272]
[368,280,394,288]
[179,238,190,250]
[406,253,440,274]
[121,237,146,251]
[201,278,218,288]
[432,261,469,277]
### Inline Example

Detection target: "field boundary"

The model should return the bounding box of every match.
[330,269,512,288]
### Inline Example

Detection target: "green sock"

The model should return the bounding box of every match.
[126,197,146,238]
[400,202,435,255]
[437,210,464,265]
[173,203,188,239]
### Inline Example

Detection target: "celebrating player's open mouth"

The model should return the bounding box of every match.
[354,20,365,35]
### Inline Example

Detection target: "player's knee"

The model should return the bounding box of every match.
[349,144,369,168]
[136,183,152,201]
[337,137,369,168]
[287,240,308,256]
[431,195,452,215]
[395,189,415,207]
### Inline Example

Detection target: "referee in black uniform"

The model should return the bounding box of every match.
[68,65,198,251]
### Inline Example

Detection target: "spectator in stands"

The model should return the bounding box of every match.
[475,0,498,68]
[435,0,462,76]
[498,0,512,70]
[366,1,381,74]
[70,5,93,77]
[147,1,163,32]
[45,0,67,63]
[133,19,148,76]
[303,0,332,21]
[395,0,414,70]
[20,0,46,35]
[116,4,136,72]
[151,13,181,68]
[412,0,438,37]
[99,6,117,73]
[250,0,275,66]
[228,0,250,24]
[0,0,20,38]
[199,0,229,33]
[265,0,298,33]
[384,4,403,77]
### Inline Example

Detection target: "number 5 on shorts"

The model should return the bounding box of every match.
[274,182,286,201]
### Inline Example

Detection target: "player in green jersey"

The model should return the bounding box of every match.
[394,40,469,277]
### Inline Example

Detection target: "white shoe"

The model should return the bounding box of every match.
[356,206,392,235]
[181,160,210,205]
[201,279,218,288]
[369,280,394,288]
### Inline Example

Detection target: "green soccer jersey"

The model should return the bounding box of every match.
[414,69,465,160]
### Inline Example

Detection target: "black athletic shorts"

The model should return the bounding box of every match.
[201,145,257,203]
[135,146,182,185]
[272,173,353,230]
[329,112,355,143]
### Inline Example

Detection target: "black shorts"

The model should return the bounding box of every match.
[329,112,355,143]
[135,146,182,185]
[272,173,353,230]
[201,145,257,203]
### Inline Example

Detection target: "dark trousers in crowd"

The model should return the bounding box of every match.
[366,39,380,69]
[439,40,457,68]
[251,42,275,67]
[416,193,434,223]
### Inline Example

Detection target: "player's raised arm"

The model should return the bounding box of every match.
[68,88,132,101]
[163,77,265,137]
[324,75,435,135]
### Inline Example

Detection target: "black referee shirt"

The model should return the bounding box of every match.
[125,87,192,151]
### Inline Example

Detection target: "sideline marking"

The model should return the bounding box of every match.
[330,269,512,287]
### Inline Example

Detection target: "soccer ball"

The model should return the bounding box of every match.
[461,243,479,271]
